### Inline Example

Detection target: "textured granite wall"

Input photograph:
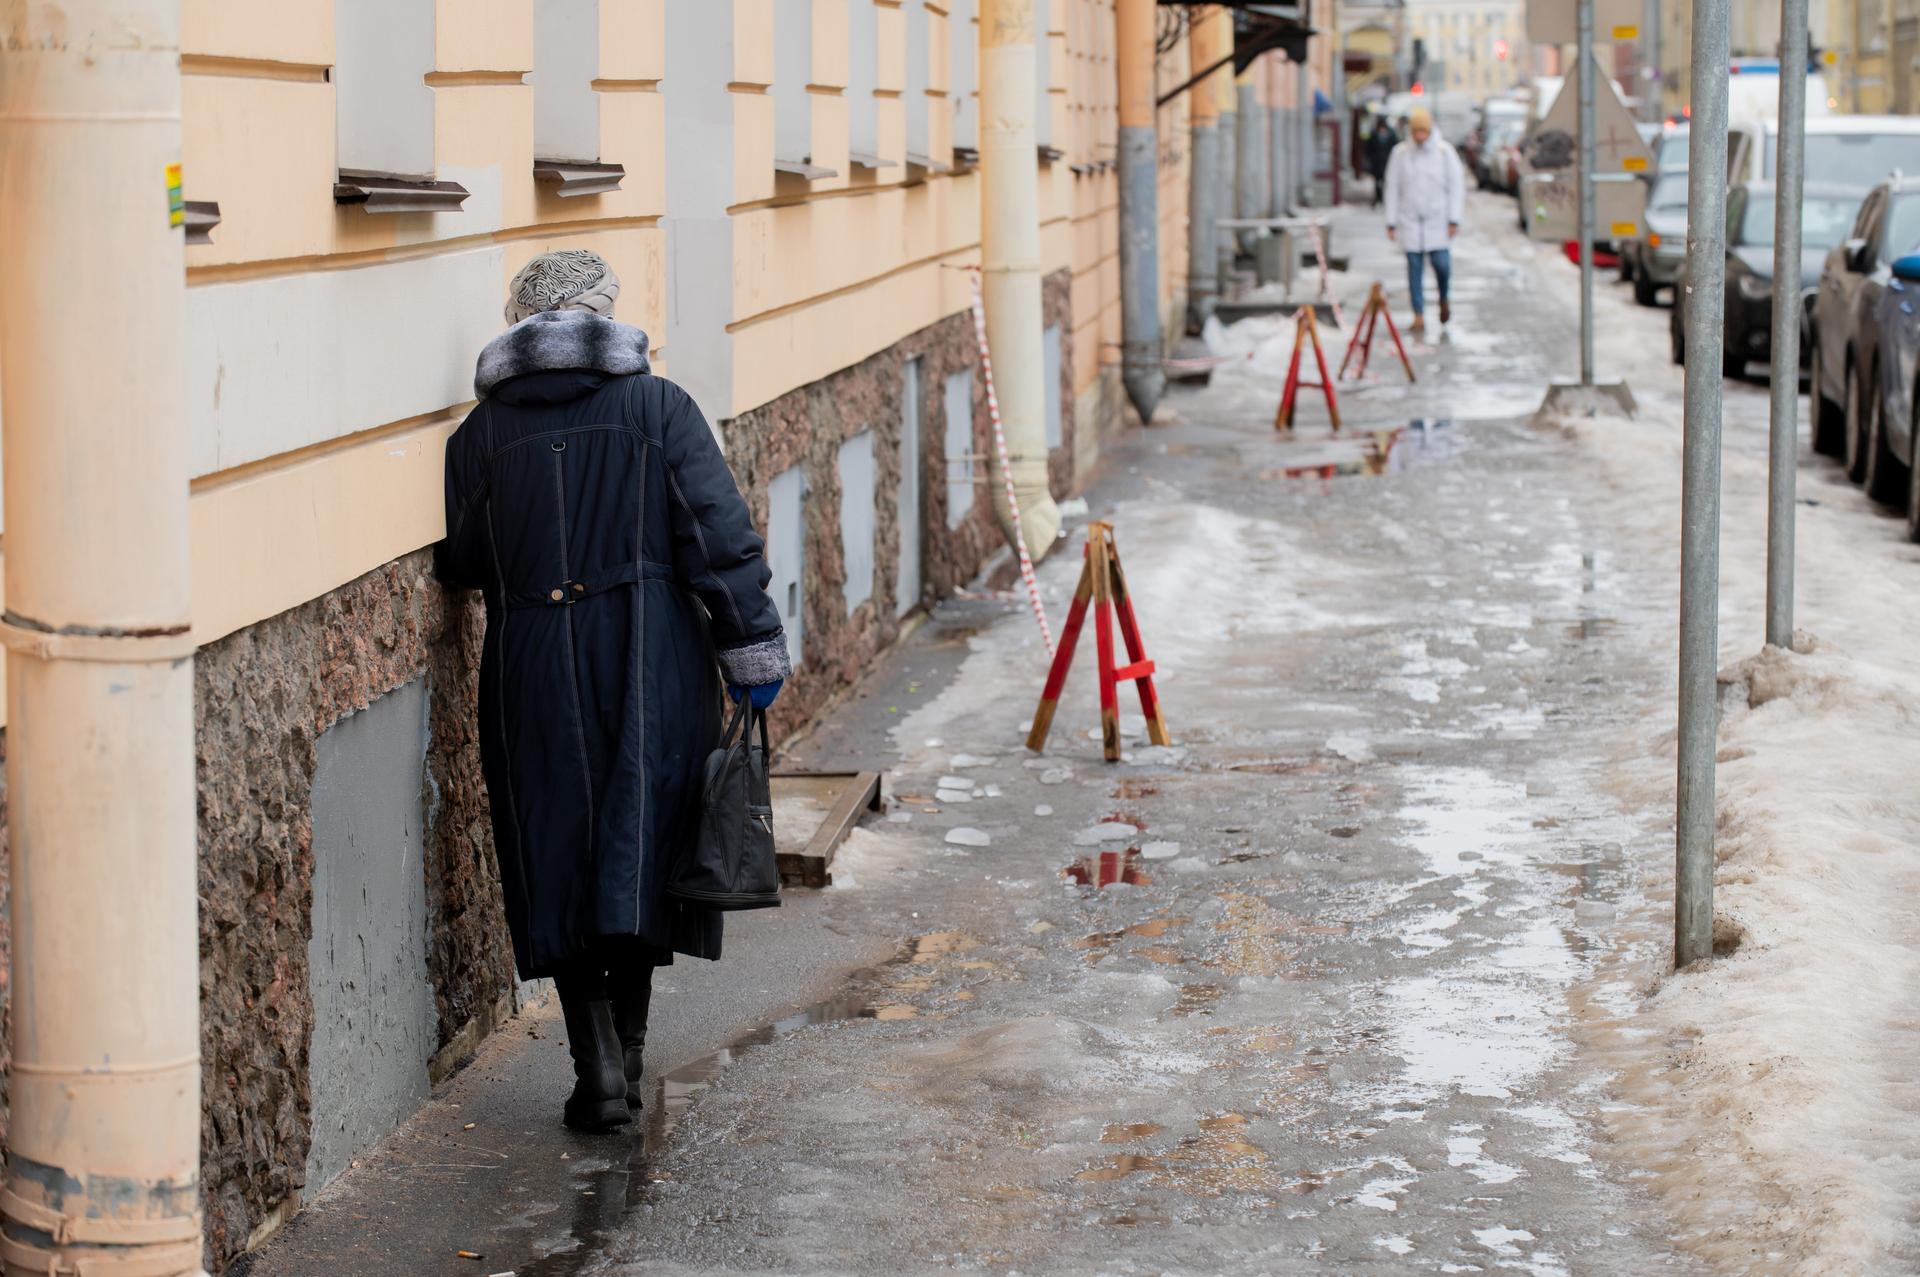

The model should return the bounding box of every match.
[728,269,1076,737]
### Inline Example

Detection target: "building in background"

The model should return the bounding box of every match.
[1402,0,1531,99]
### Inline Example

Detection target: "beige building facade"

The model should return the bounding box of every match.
[1405,0,1532,99]
[0,1,1221,1270]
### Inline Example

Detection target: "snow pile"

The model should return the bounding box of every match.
[1544,328,1920,1269]
[1603,643,1920,1273]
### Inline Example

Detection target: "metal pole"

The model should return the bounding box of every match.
[1578,0,1596,386]
[1766,0,1808,648]
[1296,28,1314,205]
[1116,0,1166,421]
[1676,0,1732,970]
[0,2,205,1273]
[1645,0,1665,122]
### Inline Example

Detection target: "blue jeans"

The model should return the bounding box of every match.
[1406,248,1452,316]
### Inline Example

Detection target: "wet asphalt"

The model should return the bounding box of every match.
[245,196,1710,1276]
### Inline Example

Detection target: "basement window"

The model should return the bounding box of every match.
[532,0,626,196]
[849,0,889,170]
[767,466,807,667]
[334,0,468,212]
[951,0,978,159]
[839,431,876,615]
[944,370,976,530]
[773,0,837,181]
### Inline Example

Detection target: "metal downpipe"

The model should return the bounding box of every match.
[980,0,1062,558]
[1186,6,1224,331]
[1115,0,1165,422]
[0,2,203,1274]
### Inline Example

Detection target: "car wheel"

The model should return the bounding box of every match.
[1723,331,1745,379]
[1907,412,1920,541]
[1619,251,1634,284]
[1812,330,1846,455]
[1633,271,1657,306]
[1863,365,1904,504]
[1845,360,1871,483]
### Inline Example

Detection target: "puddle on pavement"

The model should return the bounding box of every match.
[517,989,876,1276]
[1064,849,1151,887]
[1102,1122,1165,1143]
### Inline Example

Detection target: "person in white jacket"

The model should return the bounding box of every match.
[1383,107,1466,333]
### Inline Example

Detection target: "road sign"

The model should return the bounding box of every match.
[1522,50,1652,242]
[1527,0,1641,44]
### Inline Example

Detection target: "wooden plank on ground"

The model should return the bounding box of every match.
[770,771,883,888]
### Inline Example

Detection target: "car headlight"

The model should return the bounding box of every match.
[1738,273,1773,300]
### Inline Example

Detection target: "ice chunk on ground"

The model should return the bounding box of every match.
[936,789,972,804]
[1034,804,1054,817]
[984,783,1003,797]
[1167,857,1210,873]
[945,828,991,847]
[1326,733,1375,762]
[1141,841,1182,860]
[939,775,973,790]
[950,753,996,769]
[1040,768,1073,785]
[1073,822,1141,846]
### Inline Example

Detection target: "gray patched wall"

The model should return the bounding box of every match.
[305,678,436,1197]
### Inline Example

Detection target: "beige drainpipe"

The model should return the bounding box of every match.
[979,0,1062,560]
[0,3,203,1275]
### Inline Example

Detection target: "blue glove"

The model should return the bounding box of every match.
[728,679,782,710]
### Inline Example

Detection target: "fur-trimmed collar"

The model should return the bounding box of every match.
[474,310,651,399]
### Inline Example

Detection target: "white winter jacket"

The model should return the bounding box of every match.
[1384,135,1465,254]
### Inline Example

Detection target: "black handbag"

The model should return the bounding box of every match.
[668,695,782,910]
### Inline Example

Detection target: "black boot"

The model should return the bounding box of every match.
[609,969,654,1110]
[557,981,632,1133]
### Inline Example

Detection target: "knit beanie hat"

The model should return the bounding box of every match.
[504,249,622,325]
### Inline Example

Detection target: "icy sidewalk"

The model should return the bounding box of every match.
[1538,240,1920,1272]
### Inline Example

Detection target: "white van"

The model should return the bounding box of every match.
[1729,115,1920,192]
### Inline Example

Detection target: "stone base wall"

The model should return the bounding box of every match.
[729,268,1076,738]
[0,552,510,1273]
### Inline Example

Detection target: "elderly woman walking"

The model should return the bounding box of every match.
[437,250,790,1132]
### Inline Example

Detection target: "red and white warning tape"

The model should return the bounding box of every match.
[1307,221,1345,331]
[966,269,1056,656]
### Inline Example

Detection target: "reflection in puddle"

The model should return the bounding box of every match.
[1064,850,1151,887]
[1101,1122,1165,1143]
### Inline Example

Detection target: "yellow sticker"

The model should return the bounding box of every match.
[166,161,183,228]
[1822,49,1839,65]
[1611,221,1638,237]
[1612,24,1640,39]
[1622,155,1649,172]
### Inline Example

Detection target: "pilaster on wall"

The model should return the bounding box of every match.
[663,0,738,422]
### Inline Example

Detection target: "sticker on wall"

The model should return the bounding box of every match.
[166,162,183,227]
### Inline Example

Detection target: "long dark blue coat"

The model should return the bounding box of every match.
[437,312,790,978]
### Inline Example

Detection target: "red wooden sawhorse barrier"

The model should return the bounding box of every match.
[1026,521,1170,763]
[1338,281,1416,383]
[1274,306,1341,433]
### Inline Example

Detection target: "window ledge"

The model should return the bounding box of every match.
[904,152,951,177]
[849,150,899,170]
[334,173,471,214]
[775,157,840,180]
[534,159,626,197]
[183,200,221,246]
[1038,144,1065,164]
[951,146,979,170]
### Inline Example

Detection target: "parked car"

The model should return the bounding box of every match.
[1867,251,1920,535]
[1621,171,1688,305]
[1652,122,1689,175]
[1671,181,1863,378]
[1481,117,1527,192]
[1810,175,1920,473]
